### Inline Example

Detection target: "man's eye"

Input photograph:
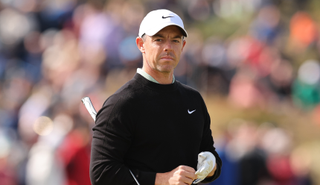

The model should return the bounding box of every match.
[155,39,162,42]
[173,40,180,43]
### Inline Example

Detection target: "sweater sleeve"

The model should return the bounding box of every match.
[89,97,156,185]
[198,97,222,183]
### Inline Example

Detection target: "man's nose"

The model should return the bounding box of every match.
[163,40,173,51]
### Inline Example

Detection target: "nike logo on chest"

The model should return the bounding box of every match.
[188,109,196,114]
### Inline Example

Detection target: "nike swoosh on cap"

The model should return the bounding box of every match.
[162,15,173,19]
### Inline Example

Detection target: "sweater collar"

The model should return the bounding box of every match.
[136,68,175,84]
[134,73,178,92]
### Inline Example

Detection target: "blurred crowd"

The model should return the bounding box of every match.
[0,0,320,184]
[209,120,316,185]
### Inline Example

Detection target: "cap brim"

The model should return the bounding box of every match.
[144,23,188,37]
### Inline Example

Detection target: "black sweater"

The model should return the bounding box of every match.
[90,73,222,185]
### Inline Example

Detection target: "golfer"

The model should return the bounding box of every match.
[90,9,222,185]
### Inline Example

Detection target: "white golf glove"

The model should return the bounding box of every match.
[193,152,216,184]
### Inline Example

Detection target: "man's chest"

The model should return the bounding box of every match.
[133,94,205,146]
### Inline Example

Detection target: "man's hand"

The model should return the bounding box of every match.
[193,152,216,184]
[155,165,196,185]
[206,163,217,177]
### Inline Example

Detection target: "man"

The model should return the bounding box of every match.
[90,9,222,185]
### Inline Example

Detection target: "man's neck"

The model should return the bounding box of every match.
[142,66,174,84]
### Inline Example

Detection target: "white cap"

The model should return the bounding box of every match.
[139,9,188,38]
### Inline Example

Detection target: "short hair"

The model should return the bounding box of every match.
[141,34,146,41]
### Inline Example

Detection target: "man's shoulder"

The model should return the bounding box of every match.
[176,81,202,97]
[102,75,145,106]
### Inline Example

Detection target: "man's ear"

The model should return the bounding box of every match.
[136,37,145,53]
[181,39,186,52]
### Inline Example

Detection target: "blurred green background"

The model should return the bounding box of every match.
[0,0,320,185]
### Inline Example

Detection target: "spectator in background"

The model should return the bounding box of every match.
[292,60,320,110]
[289,11,318,53]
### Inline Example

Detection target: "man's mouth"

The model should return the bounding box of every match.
[160,53,175,60]
[161,56,174,60]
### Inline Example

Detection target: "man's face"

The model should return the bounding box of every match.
[139,26,186,75]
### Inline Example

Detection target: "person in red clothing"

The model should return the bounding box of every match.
[57,126,91,185]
